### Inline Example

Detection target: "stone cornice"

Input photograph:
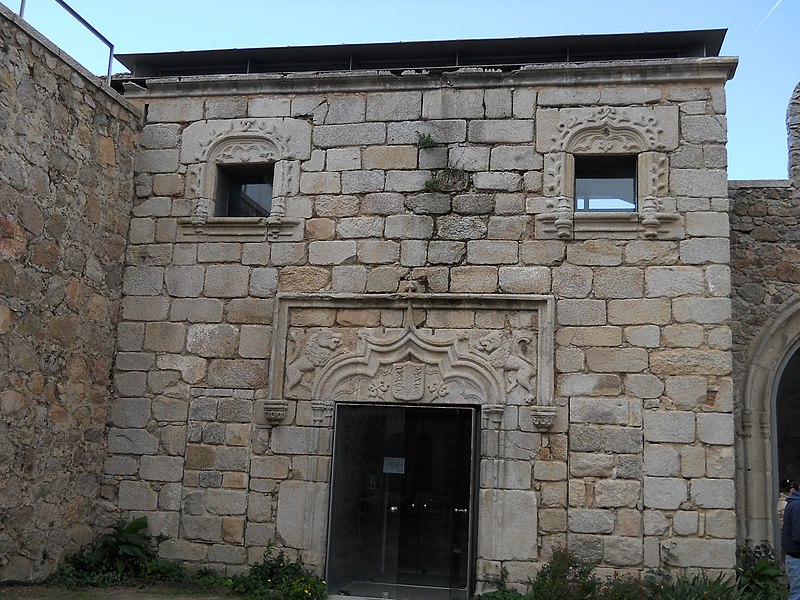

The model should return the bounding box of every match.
[121,57,739,99]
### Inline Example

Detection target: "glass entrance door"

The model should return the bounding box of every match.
[327,405,476,600]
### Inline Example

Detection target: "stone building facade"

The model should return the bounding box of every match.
[106,31,739,597]
[3,3,800,596]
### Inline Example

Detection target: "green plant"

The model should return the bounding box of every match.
[232,542,326,600]
[88,516,154,574]
[600,573,653,600]
[527,547,601,599]
[48,516,187,588]
[736,542,786,600]
[424,165,468,192]
[415,132,437,148]
[657,572,743,600]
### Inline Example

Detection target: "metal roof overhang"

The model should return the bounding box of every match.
[115,29,726,79]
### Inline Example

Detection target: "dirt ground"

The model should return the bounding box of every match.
[0,583,234,600]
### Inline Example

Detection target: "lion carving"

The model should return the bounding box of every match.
[286,330,343,394]
[472,331,536,397]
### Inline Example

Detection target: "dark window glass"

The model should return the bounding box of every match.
[575,155,636,211]
[215,164,274,217]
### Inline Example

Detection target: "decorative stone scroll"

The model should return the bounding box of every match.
[266,291,555,428]
[177,118,311,242]
[533,106,681,240]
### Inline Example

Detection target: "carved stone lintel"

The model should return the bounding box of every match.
[529,406,557,432]
[263,399,288,423]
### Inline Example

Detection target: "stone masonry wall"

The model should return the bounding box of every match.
[730,181,797,393]
[112,60,736,589]
[0,5,139,581]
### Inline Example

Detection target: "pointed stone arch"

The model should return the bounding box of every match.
[738,297,800,544]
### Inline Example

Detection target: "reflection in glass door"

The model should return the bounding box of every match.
[327,405,476,600]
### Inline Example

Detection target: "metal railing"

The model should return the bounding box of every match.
[18,0,114,85]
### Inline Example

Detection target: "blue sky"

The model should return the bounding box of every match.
[5,0,798,180]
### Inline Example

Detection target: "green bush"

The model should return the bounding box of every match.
[473,547,786,600]
[232,543,326,600]
[49,516,187,588]
[736,542,786,600]
[527,547,601,599]
[656,572,742,600]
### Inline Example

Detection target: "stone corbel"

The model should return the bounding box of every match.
[529,405,557,432]
[261,399,289,424]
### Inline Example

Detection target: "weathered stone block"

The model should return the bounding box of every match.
[570,397,630,425]
[608,299,670,325]
[649,349,731,376]
[118,481,157,510]
[140,455,184,482]
[644,444,680,477]
[276,481,329,550]
[144,322,186,353]
[308,241,357,265]
[478,489,537,561]
[108,428,159,455]
[557,300,606,326]
[207,360,267,388]
[643,476,687,509]
[673,298,731,324]
[594,480,640,508]
[696,413,734,445]
[570,453,615,477]
[385,215,434,239]
[436,215,487,240]
[558,373,621,396]
[109,398,151,428]
[467,241,518,265]
[585,348,648,373]
[450,267,498,293]
[644,411,695,443]
[204,265,249,298]
[498,267,550,293]
[662,539,735,569]
[366,91,421,121]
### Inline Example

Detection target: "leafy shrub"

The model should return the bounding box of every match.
[656,572,742,600]
[232,543,326,600]
[49,516,186,588]
[600,573,653,600]
[527,547,601,599]
[736,542,786,600]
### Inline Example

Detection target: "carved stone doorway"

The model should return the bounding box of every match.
[326,404,477,600]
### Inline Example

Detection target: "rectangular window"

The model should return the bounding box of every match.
[215,164,274,217]
[574,155,636,211]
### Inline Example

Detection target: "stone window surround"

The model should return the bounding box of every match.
[534,105,680,240]
[178,120,305,242]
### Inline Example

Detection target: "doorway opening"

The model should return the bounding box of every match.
[326,404,478,600]
[776,345,800,526]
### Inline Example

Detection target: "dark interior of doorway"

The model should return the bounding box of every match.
[327,404,476,600]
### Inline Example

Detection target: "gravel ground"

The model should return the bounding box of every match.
[0,583,234,600]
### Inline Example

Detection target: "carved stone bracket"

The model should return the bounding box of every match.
[260,399,289,424]
[529,406,558,432]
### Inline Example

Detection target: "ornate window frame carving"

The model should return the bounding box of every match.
[533,106,681,240]
[178,120,304,242]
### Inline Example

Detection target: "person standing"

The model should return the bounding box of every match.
[782,483,800,600]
